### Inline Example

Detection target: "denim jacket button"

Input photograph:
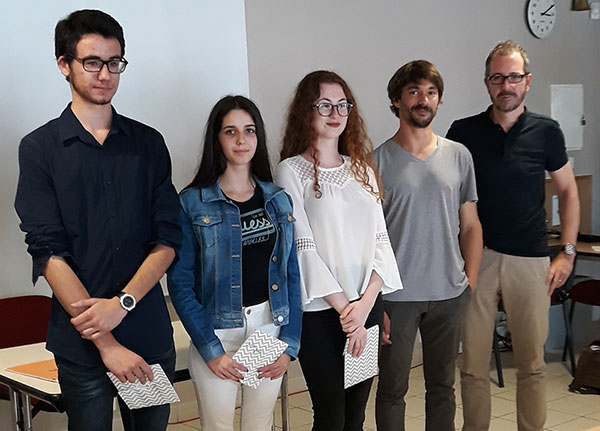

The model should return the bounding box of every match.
[271,284,279,291]
[272,256,277,262]
[203,217,210,224]
[287,215,292,222]
[277,315,284,323]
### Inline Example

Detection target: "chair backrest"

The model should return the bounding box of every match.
[569,280,600,306]
[0,295,52,349]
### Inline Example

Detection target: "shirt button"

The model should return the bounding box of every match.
[271,284,278,291]
[203,217,210,224]
[272,256,277,262]
[106,180,111,185]
[277,315,284,323]
[246,309,252,315]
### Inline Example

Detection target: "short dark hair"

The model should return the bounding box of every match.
[54,9,125,60]
[187,95,272,190]
[387,60,444,117]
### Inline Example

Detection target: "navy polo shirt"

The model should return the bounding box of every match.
[447,106,567,257]
[15,104,181,365]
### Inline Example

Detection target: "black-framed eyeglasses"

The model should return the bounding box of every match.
[73,56,128,74]
[313,102,354,117]
[486,73,528,85]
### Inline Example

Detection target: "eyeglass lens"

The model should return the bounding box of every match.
[315,103,353,117]
[488,73,525,84]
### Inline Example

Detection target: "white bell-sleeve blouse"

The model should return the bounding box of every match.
[275,155,402,312]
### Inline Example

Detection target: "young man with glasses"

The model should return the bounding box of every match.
[374,60,483,431]
[15,9,181,430]
[447,40,580,431]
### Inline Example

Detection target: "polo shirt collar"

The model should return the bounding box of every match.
[484,105,531,133]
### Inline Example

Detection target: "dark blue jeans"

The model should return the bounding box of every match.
[56,347,175,431]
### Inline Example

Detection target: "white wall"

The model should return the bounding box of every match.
[244,0,600,233]
[0,1,249,298]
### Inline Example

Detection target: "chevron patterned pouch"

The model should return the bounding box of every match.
[232,330,289,388]
[107,363,180,409]
[343,325,379,389]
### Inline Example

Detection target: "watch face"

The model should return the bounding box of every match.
[119,293,136,310]
[122,296,135,308]
[564,243,576,255]
[527,0,556,39]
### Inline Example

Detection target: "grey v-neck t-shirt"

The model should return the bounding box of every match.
[373,136,477,302]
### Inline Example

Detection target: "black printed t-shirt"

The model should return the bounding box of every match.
[229,187,276,306]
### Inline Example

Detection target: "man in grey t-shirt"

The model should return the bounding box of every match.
[374,60,483,431]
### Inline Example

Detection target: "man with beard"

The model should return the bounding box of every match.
[447,41,579,431]
[373,60,483,431]
[15,9,180,431]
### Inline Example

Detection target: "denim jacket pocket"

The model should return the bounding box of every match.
[191,214,223,248]
[276,212,296,252]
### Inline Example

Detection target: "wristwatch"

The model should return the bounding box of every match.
[117,292,136,312]
[561,243,576,256]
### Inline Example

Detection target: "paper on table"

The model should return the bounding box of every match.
[107,364,179,410]
[344,325,379,389]
[6,358,58,382]
[592,246,600,252]
[232,330,288,388]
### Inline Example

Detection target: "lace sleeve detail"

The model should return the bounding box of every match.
[375,231,390,244]
[296,237,316,251]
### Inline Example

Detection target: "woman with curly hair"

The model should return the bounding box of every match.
[275,71,402,430]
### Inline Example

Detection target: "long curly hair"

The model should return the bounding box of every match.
[280,70,378,199]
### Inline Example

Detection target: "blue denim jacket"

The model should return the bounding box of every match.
[167,178,302,362]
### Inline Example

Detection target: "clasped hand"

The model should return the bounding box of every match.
[339,300,369,334]
[70,296,127,339]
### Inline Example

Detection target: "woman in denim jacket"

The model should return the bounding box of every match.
[168,95,302,431]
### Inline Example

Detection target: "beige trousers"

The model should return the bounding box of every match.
[461,248,550,431]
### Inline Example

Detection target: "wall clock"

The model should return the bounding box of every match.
[527,0,556,39]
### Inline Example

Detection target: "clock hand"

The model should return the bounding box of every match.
[541,4,555,16]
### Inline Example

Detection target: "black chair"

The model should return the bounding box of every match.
[0,295,60,425]
[563,278,600,374]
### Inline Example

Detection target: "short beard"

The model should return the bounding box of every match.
[407,105,436,128]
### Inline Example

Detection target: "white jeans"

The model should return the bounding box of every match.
[189,301,283,431]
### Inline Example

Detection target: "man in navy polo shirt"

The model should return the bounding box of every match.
[447,40,580,431]
[15,9,181,430]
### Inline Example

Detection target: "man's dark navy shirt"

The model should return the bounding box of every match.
[447,107,567,257]
[15,104,181,366]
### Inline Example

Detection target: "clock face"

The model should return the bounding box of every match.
[527,0,556,39]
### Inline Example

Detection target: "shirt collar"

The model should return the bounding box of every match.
[484,105,531,132]
[56,103,132,146]
[200,176,283,203]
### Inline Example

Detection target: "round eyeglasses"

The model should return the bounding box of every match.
[74,56,129,74]
[313,102,354,117]
[486,73,528,85]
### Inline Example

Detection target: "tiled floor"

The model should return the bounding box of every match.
[166,351,600,431]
